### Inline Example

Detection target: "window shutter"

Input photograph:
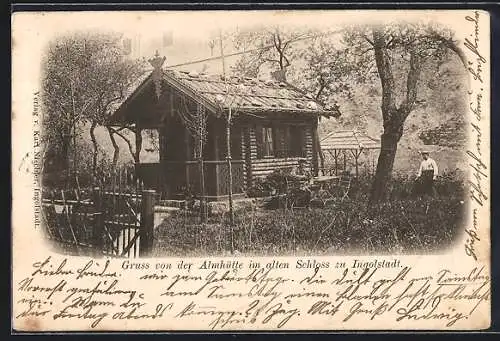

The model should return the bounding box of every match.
[265,127,272,156]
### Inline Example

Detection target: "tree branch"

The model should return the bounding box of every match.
[262,57,281,65]
[440,37,468,68]
[107,126,136,162]
[372,27,396,125]
[401,49,422,121]
[419,31,467,68]
[106,126,120,167]
[363,34,375,46]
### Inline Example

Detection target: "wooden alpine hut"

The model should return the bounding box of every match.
[108,53,339,201]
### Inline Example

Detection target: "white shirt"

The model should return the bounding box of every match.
[417,158,438,178]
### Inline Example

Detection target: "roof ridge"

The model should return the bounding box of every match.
[165,69,316,97]
[321,130,378,141]
[161,69,338,115]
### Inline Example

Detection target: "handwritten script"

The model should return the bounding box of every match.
[14,256,490,330]
[464,10,489,260]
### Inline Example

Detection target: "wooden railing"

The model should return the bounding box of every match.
[41,188,156,258]
[136,160,245,199]
[251,157,308,178]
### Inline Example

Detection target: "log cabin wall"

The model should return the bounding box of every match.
[242,115,317,187]
[304,125,314,169]
[245,126,257,187]
[240,129,248,190]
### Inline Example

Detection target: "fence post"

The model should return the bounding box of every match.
[139,190,156,257]
[92,187,104,257]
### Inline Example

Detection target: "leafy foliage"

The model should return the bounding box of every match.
[231,25,311,79]
[41,31,145,176]
[293,36,358,105]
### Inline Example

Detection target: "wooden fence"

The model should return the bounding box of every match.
[41,185,156,258]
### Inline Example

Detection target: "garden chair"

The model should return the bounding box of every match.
[335,171,352,202]
[283,174,312,209]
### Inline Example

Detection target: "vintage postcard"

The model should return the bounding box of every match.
[11,10,491,331]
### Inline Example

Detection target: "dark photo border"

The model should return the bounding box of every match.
[8,1,500,339]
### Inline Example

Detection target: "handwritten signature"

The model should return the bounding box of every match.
[14,255,490,330]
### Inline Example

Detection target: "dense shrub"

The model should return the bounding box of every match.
[246,177,276,197]
[247,169,310,198]
[349,169,465,201]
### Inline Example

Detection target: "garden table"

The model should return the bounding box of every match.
[312,175,340,191]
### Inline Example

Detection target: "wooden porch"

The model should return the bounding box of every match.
[136,160,245,201]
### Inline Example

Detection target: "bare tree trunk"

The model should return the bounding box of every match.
[72,124,77,177]
[107,127,120,168]
[89,121,99,176]
[368,27,420,205]
[219,31,234,228]
[226,111,234,227]
[59,131,72,173]
[59,131,72,188]
[369,129,401,205]
[199,157,207,222]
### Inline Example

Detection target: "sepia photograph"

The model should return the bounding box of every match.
[38,12,469,258]
[11,9,490,331]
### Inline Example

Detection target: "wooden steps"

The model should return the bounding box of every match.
[158,199,186,209]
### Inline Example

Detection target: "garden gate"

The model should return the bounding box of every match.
[93,188,156,258]
[41,187,156,258]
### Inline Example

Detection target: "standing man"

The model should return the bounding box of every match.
[416,150,439,197]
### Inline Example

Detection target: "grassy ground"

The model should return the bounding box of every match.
[153,195,466,257]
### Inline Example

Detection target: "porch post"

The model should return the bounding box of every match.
[241,126,249,190]
[159,127,168,196]
[312,117,321,176]
[139,190,156,257]
[351,149,361,178]
[213,124,220,198]
[184,126,190,191]
[134,127,142,165]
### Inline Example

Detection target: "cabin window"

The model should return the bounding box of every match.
[262,127,274,157]
[256,124,304,158]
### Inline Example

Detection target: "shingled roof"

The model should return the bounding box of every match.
[321,130,380,151]
[109,68,340,123]
[165,69,339,116]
